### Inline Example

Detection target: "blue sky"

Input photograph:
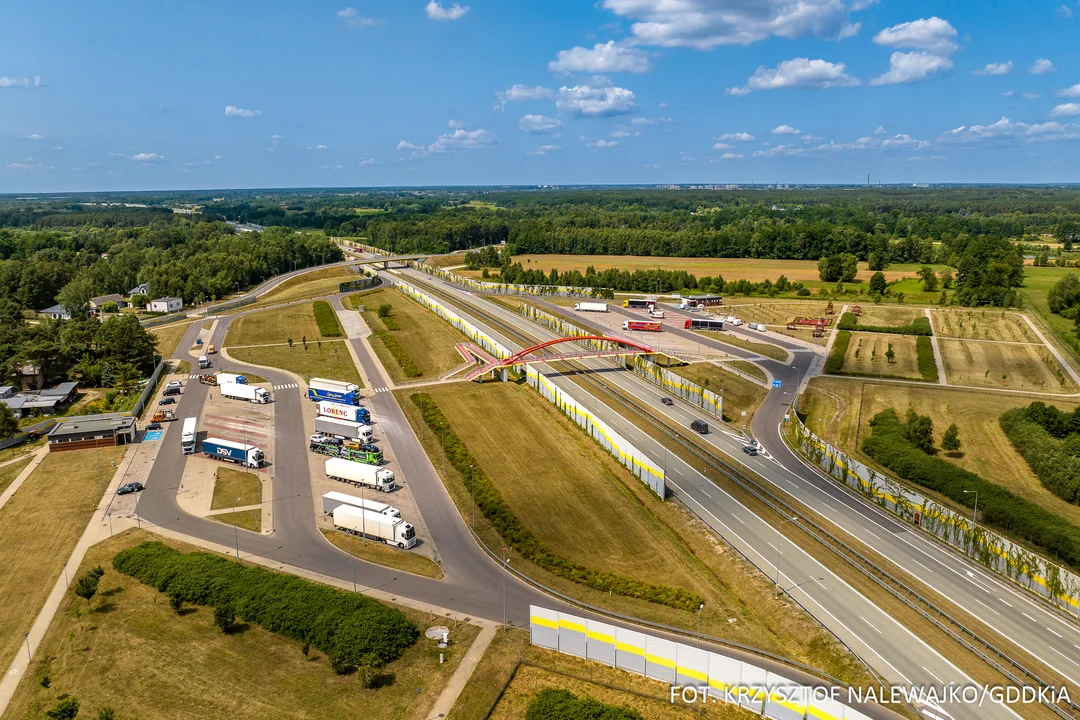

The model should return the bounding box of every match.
[2,1,1079,191]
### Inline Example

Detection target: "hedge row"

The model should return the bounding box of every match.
[410,393,705,611]
[836,312,932,336]
[824,330,852,374]
[377,333,421,377]
[113,541,418,665]
[1020,401,1080,439]
[862,409,1080,571]
[1000,407,1080,503]
[526,689,643,720]
[915,336,938,383]
[312,300,343,337]
[381,314,402,331]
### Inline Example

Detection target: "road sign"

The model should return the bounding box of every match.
[771,379,782,388]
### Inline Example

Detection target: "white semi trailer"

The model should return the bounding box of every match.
[332,505,416,549]
[314,416,373,441]
[325,457,395,492]
[321,491,400,518]
[220,382,271,404]
[574,302,609,312]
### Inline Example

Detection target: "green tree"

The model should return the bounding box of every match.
[377,304,392,318]
[97,709,115,720]
[111,363,140,396]
[169,593,183,614]
[942,423,961,453]
[917,266,939,292]
[100,301,119,314]
[867,251,888,272]
[130,294,149,309]
[868,271,887,296]
[904,408,935,453]
[46,697,80,720]
[356,652,384,688]
[286,337,293,348]
[74,571,100,609]
[0,403,18,440]
[56,276,95,319]
[885,344,895,363]
[94,316,158,375]
[1056,221,1080,252]
[213,603,235,633]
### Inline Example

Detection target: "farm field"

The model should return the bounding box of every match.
[359,288,467,381]
[255,265,353,305]
[402,382,869,682]
[725,300,835,326]
[1,530,478,720]
[669,361,768,422]
[939,338,1076,392]
[800,377,1080,530]
[224,302,330,348]
[932,308,1039,342]
[841,332,923,379]
[240,341,363,387]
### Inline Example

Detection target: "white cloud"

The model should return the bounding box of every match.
[658,101,668,108]
[359,158,376,166]
[6,162,36,170]
[940,116,1080,143]
[838,22,861,40]
[0,75,42,89]
[225,105,262,118]
[527,144,562,155]
[1050,103,1080,117]
[719,132,755,141]
[720,152,744,159]
[644,162,661,168]
[316,144,328,150]
[772,124,801,135]
[600,0,862,49]
[874,125,886,134]
[631,116,673,126]
[1031,58,1056,74]
[974,61,1012,76]
[609,126,641,138]
[753,144,804,158]
[337,7,377,27]
[182,159,213,166]
[549,41,651,74]
[588,139,620,148]
[130,152,165,161]
[396,140,425,151]
[1058,84,1080,97]
[1001,90,1015,97]
[871,51,953,85]
[270,134,285,140]
[711,142,732,150]
[873,17,958,54]
[448,119,465,129]
[24,133,44,140]
[1059,4,1074,19]
[494,84,554,110]
[556,83,636,117]
[397,127,497,157]
[519,114,562,133]
[1022,91,1041,100]
[728,57,859,95]
[426,1,469,21]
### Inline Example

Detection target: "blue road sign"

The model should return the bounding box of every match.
[144,430,163,441]
[771,379,782,389]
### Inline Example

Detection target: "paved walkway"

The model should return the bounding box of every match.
[428,622,498,719]
[0,445,49,513]
[924,308,948,385]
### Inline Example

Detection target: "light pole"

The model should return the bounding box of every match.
[963,490,979,525]
[469,464,475,527]
[62,562,69,589]
[232,496,241,559]
[24,632,30,662]
[502,546,508,631]
[696,603,704,648]
[95,436,103,496]
[439,422,445,476]
[775,516,798,599]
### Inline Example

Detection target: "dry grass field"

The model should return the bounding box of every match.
[699,331,789,361]
[224,302,327,348]
[854,306,925,327]
[239,341,362,387]
[932,309,1039,342]
[209,508,262,533]
[670,362,768,422]
[210,467,261,510]
[151,320,198,358]
[725,300,834,326]
[320,529,444,579]
[256,265,353,305]
[359,288,468,381]
[841,333,922,379]
[0,456,32,495]
[939,338,1076,392]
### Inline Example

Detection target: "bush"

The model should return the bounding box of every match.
[113,542,419,665]
[312,300,343,338]
[526,688,643,720]
[213,603,235,633]
[863,409,1080,571]
[377,304,392,318]
[409,393,704,611]
[1001,407,1080,503]
[796,287,811,296]
[377,333,421,377]
[835,312,932,336]
[824,330,852,374]
[915,336,937,382]
[46,698,80,720]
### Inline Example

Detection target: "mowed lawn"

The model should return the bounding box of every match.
[669,361,768,423]
[241,341,362,387]
[211,467,261,510]
[0,456,32,495]
[698,330,789,361]
[360,288,468,381]
[801,377,1080,530]
[841,332,922,379]
[0,446,125,670]
[854,306,925,327]
[151,320,197,358]
[940,338,1076,393]
[210,509,261,533]
[256,265,353,305]
[224,302,333,348]
[932,308,1039,342]
[2,530,479,720]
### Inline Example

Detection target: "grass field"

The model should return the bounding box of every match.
[0,446,125,671]
[151,320,196,358]
[2,530,478,720]
[841,333,922,379]
[699,331,789,361]
[257,265,353,305]
[0,456,32,495]
[1020,266,1080,370]
[932,309,1039,342]
[855,306,925,327]
[320,529,444,580]
[939,338,1076,392]
[224,302,331,348]
[726,300,835,326]
[728,359,767,382]
[801,377,1080,530]
[669,362,769,423]
[239,341,363,387]
[401,382,869,681]
[450,629,531,719]
[359,288,467,381]
[210,508,261,533]
[211,467,261,510]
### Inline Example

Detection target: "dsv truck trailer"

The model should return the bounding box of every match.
[202,437,264,468]
[314,416,373,442]
[325,457,395,492]
[321,491,401,518]
[307,378,362,405]
[220,382,271,404]
[332,505,416,549]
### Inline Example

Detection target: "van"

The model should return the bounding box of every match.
[198,356,211,369]
[163,386,181,396]
[691,419,709,434]
[207,344,216,355]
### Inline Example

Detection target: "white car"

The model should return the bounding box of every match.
[167,380,183,389]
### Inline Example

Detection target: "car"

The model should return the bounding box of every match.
[158,397,176,406]
[146,422,162,431]
[690,419,709,434]
[660,397,674,406]
[166,380,183,389]
[310,433,341,446]
[116,482,144,495]
[163,387,181,396]
[742,445,759,456]
[195,338,203,345]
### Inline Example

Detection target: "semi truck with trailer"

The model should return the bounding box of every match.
[202,437,264,468]
[181,417,197,455]
[332,505,416,549]
[622,320,662,332]
[316,400,371,425]
[574,302,609,313]
[220,382,271,404]
[307,378,362,405]
[623,298,655,310]
[685,318,725,331]
[321,491,400,518]
[314,416,373,442]
[325,457,395,492]
[217,373,248,385]
[310,435,383,465]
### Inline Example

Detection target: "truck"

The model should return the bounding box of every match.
[152,409,177,423]
[317,400,371,425]
[332,505,416,549]
[685,318,725,331]
[314,416,373,442]
[724,316,743,326]
[181,417,197,455]
[307,385,362,406]
[325,457,395,492]
[198,356,211,369]
[321,491,400,518]
[622,320,662,332]
[311,378,361,396]
[649,310,665,319]
[623,299,655,310]
[574,302,608,313]
[217,372,248,385]
[202,437,263,468]
[310,435,383,465]
[220,382,271,404]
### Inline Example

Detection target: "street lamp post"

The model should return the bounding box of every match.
[469,464,475,527]
[232,496,241,559]
[502,546,509,631]
[774,516,798,599]
[963,490,979,525]
[62,562,69,589]
[696,603,704,648]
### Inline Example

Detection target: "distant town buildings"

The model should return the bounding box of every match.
[89,294,128,311]
[0,382,79,419]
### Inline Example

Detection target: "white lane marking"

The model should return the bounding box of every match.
[1051,646,1080,667]
[922,665,945,685]
[732,515,745,524]
[860,616,882,634]
[1022,612,1037,622]
[699,488,712,499]
[862,527,881,540]
[911,558,934,574]
[1047,627,1063,638]
[999,598,1013,608]
[971,596,1001,616]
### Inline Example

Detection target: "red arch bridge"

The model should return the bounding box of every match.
[464,335,656,382]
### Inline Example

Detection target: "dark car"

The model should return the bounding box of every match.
[158,397,176,406]
[116,482,144,495]
[163,387,181,396]
[742,445,759,456]
[690,419,709,434]
[660,397,674,406]
[146,422,162,431]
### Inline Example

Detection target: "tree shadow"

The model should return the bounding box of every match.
[226,622,252,635]
[177,607,198,617]
[100,586,124,598]
[95,602,118,614]
[369,672,396,689]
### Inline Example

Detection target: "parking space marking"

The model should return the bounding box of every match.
[143,430,163,441]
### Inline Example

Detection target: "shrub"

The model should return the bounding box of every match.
[824,330,852,374]
[915,336,938,382]
[113,542,419,665]
[1001,407,1080,503]
[835,312,932,336]
[356,652,384,688]
[377,333,421,377]
[46,698,80,720]
[377,304,392,318]
[526,688,643,720]
[796,287,811,296]
[409,393,704,611]
[214,603,235,633]
[312,300,343,338]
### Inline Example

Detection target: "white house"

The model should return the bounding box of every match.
[39,304,73,321]
[149,297,183,313]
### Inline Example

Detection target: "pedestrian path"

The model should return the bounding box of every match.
[272,382,300,390]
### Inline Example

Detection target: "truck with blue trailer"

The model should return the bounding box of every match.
[307,378,362,406]
[317,400,370,425]
[202,437,264,468]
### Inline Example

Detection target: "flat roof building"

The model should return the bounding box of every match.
[48,413,138,452]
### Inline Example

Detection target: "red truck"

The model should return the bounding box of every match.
[622,320,662,332]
